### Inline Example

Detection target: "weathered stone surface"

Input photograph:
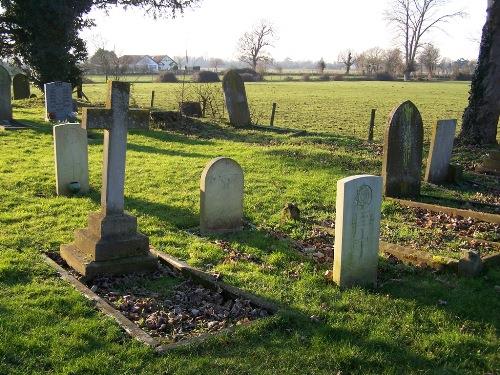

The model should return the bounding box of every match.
[60,81,155,278]
[333,175,383,288]
[382,101,423,197]
[44,81,73,121]
[12,73,30,100]
[53,123,89,196]
[0,66,12,121]
[222,70,251,127]
[457,250,483,277]
[425,119,457,184]
[200,157,244,234]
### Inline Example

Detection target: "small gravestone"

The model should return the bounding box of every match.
[13,73,30,100]
[333,175,383,288]
[425,120,457,184]
[53,123,89,196]
[0,65,12,121]
[200,157,244,234]
[222,70,251,127]
[382,101,423,197]
[44,81,73,122]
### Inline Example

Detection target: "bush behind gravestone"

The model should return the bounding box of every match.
[157,72,178,83]
[375,72,395,81]
[192,71,220,83]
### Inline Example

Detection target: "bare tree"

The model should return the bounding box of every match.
[237,20,276,70]
[385,0,464,81]
[459,0,499,145]
[384,48,404,76]
[316,58,326,74]
[365,47,385,75]
[338,50,356,74]
[418,43,440,78]
[209,57,224,72]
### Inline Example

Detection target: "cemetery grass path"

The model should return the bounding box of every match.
[0,84,499,374]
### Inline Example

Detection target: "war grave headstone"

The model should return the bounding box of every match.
[12,73,30,100]
[0,66,30,130]
[333,175,383,288]
[222,70,251,127]
[44,81,73,122]
[53,123,89,196]
[200,157,244,234]
[382,101,423,197]
[60,81,156,278]
[424,119,457,184]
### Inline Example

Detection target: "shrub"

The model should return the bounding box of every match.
[332,74,345,81]
[301,74,310,82]
[375,72,395,81]
[192,71,220,83]
[453,72,472,81]
[318,74,330,81]
[157,72,178,83]
[283,76,294,81]
[240,72,263,82]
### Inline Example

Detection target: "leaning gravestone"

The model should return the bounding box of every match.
[53,123,89,196]
[333,175,383,288]
[44,81,73,121]
[12,73,30,100]
[382,101,423,197]
[200,157,244,234]
[0,65,12,121]
[425,119,457,184]
[222,70,251,127]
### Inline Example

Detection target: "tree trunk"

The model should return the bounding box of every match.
[403,70,411,81]
[458,0,500,145]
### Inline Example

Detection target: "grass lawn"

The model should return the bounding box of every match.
[0,81,499,374]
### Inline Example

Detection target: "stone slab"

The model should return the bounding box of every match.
[200,157,244,234]
[222,70,251,127]
[0,66,12,121]
[53,123,89,196]
[12,73,30,100]
[44,81,73,121]
[333,175,383,288]
[425,119,456,184]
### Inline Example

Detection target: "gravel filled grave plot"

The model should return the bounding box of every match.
[48,253,271,344]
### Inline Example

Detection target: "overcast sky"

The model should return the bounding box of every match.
[81,0,486,61]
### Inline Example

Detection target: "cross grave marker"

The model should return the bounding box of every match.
[60,81,155,278]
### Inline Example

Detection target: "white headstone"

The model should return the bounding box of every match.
[44,81,73,122]
[200,157,244,234]
[0,66,12,121]
[333,175,382,288]
[53,123,89,196]
[424,119,456,184]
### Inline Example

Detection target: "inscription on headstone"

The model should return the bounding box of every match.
[382,101,423,197]
[200,157,244,234]
[222,70,251,127]
[44,81,73,121]
[333,175,382,288]
[0,66,12,121]
[13,73,30,100]
[53,123,89,196]
[425,119,457,184]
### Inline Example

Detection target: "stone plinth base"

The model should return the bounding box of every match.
[60,211,157,278]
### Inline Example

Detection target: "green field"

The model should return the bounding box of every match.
[1,81,499,374]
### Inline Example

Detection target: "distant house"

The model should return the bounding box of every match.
[119,55,159,73]
[153,55,179,71]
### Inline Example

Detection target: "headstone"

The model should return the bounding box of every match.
[382,101,423,197]
[333,175,383,288]
[0,65,12,121]
[200,157,244,234]
[222,70,251,127]
[53,123,89,196]
[44,81,73,122]
[12,73,30,100]
[425,119,457,184]
[60,81,156,278]
[476,150,500,176]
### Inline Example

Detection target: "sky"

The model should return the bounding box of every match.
[81,0,487,62]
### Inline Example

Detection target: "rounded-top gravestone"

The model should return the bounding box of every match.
[0,65,12,121]
[382,101,423,198]
[200,157,244,234]
[13,73,30,100]
[222,70,251,127]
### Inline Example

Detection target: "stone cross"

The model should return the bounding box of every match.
[382,101,423,198]
[81,81,149,215]
[424,119,457,184]
[200,157,244,234]
[0,65,12,121]
[333,175,383,288]
[222,70,251,127]
[60,81,155,278]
